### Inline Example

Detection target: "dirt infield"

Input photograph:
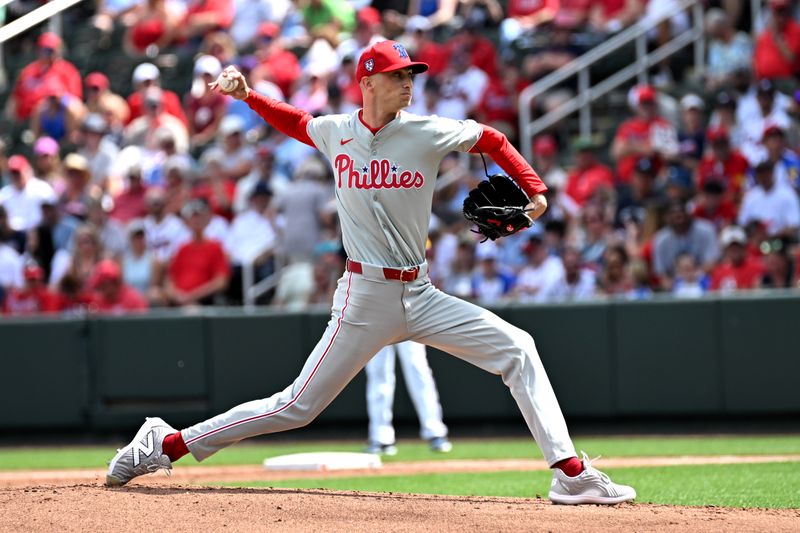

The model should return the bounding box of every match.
[1,456,799,532]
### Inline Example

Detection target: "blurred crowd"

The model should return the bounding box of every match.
[1,0,800,316]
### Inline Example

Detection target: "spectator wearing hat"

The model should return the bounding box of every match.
[143,187,191,264]
[122,220,163,304]
[58,154,95,221]
[30,80,86,143]
[696,126,750,205]
[224,182,278,303]
[126,63,188,126]
[185,55,228,150]
[88,259,148,314]
[710,225,766,292]
[652,199,721,290]
[704,8,754,92]
[111,165,149,224]
[337,7,386,68]
[471,241,515,304]
[165,200,230,306]
[708,91,745,150]
[514,233,565,303]
[737,78,793,163]
[31,137,66,194]
[123,0,184,55]
[233,145,288,213]
[663,164,694,203]
[77,113,121,195]
[676,94,706,170]
[84,72,130,128]
[251,23,302,99]
[6,32,82,122]
[611,85,678,185]
[615,156,667,239]
[753,0,800,81]
[692,181,737,232]
[0,155,57,232]
[124,87,190,153]
[738,159,800,239]
[229,0,291,49]
[757,124,800,192]
[2,263,62,316]
[564,137,614,208]
[406,77,464,119]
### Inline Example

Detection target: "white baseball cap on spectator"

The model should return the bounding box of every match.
[680,93,705,111]
[132,62,160,85]
[219,115,246,137]
[194,55,222,78]
[720,225,747,247]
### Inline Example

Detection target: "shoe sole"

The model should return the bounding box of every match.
[548,491,637,505]
[105,417,165,487]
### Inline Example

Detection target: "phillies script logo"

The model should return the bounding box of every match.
[334,154,424,190]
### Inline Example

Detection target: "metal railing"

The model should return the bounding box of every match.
[518,0,705,163]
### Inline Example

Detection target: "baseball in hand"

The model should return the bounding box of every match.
[216,74,238,92]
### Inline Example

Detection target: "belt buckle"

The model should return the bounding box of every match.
[399,267,418,283]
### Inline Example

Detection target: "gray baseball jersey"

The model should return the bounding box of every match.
[180,109,577,467]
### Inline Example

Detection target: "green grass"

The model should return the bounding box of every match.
[223,462,800,509]
[1,435,799,471]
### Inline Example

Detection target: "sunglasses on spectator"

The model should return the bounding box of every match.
[760,239,785,255]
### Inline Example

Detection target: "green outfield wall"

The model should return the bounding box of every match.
[1,293,799,431]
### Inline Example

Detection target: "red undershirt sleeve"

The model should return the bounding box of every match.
[470,124,548,197]
[244,91,316,148]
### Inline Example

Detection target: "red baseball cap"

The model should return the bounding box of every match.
[762,123,785,139]
[85,72,110,90]
[24,264,45,281]
[769,0,790,8]
[357,7,381,26]
[37,32,61,49]
[706,126,730,143]
[533,135,557,157]
[356,40,428,81]
[258,22,280,39]
[90,259,122,287]
[8,155,31,172]
[636,85,657,104]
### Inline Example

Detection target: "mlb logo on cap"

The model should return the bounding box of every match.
[356,40,429,81]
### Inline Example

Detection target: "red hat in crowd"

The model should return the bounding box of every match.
[356,40,428,81]
[90,259,122,288]
[769,0,790,8]
[706,126,730,143]
[357,7,381,26]
[258,22,280,39]
[635,85,657,104]
[533,135,557,157]
[24,264,45,282]
[85,72,110,91]
[8,155,31,173]
[762,123,785,139]
[37,32,62,50]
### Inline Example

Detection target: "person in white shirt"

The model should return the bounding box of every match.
[0,239,24,293]
[143,187,191,264]
[0,155,57,231]
[738,160,800,240]
[438,49,489,119]
[538,247,596,302]
[515,234,566,303]
[736,79,792,164]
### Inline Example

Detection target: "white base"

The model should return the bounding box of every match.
[263,452,382,472]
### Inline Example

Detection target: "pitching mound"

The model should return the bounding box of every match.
[1,483,799,532]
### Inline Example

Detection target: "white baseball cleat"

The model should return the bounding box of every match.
[106,417,176,487]
[364,442,398,456]
[548,451,636,505]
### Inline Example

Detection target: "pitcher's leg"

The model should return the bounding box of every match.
[365,345,397,445]
[182,273,401,461]
[412,287,576,466]
[396,341,448,440]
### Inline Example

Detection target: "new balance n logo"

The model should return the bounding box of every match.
[132,432,155,467]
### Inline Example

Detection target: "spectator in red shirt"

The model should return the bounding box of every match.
[126,63,188,126]
[176,0,235,43]
[2,264,61,316]
[251,23,302,99]
[697,126,750,204]
[7,32,82,122]
[166,200,230,306]
[500,0,559,49]
[692,181,738,231]
[89,259,149,314]
[611,85,678,185]
[710,225,766,292]
[564,137,615,207]
[589,0,644,34]
[753,0,800,80]
[111,165,149,224]
[447,21,499,78]
[405,16,449,78]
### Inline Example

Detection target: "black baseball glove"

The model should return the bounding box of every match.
[462,174,533,241]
